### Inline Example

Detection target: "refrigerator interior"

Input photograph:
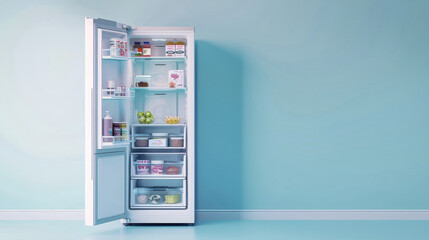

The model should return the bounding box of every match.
[98,30,191,213]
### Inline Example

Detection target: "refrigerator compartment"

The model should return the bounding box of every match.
[129,38,188,57]
[134,75,151,88]
[131,153,186,178]
[134,57,186,88]
[100,101,132,148]
[134,91,176,124]
[131,153,185,178]
[100,30,127,58]
[130,179,186,209]
[102,89,135,99]
[101,60,133,92]
[131,125,186,149]
[133,89,187,124]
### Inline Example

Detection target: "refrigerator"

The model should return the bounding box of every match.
[84,18,195,226]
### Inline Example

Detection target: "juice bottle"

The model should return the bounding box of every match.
[102,111,113,142]
[175,40,185,57]
[133,42,143,57]
[165,39,175,57]
[143,42,151,57]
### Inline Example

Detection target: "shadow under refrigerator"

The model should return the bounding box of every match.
[84,18,195,226]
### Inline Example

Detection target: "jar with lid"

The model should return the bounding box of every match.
[151,160,164,174]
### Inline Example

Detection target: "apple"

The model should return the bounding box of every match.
[137,112,145,117]
[145,111,152,117]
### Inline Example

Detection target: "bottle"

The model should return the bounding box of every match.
[107,80,115,96]
[113,122,122,142]
[121,123,128,141]
[121,85,126,96]
[165,39,175,57]
[175,40,185,57]
[133,42,143,57]
[102,111,113,142]
[143,42,151,57]
[124,41,128,57]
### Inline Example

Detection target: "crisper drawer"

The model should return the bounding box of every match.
[131,153,186,178]
[130,179,187,209]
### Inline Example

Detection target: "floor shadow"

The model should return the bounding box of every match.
[195,40,244,213]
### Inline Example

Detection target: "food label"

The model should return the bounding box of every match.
[175,45,185,56]
[165,45,175,56]
[143,48,151,57]
[137,165,150,174]
[168,70,184,87]
[151,165,163,174]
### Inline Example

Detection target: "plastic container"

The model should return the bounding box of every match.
[165,195,181,204]
[133,42,143,57]
[143,42,151,57]
[135,75,151,87]
[136,160,150,175]
[135,137,149,147]
[149,138,167,147]
[170,137,184,147]
[151,160,164,174]
[152,133,168,137]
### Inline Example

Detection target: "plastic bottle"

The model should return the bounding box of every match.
[102,111,113,142]
[175,40,185,57]
[143,42,151,57]
[165,39,175,57]
[133,42,143,57]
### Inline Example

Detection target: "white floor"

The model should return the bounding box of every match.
[0,220,429,240]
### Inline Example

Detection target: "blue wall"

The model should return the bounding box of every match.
[0,0,428,210]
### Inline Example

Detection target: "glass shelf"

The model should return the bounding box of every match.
[101,51,186,62]
[134,56,186,62]
[131,87,186,92]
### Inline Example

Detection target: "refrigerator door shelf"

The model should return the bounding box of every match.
[102,136,131,146]
[102,89,135,100]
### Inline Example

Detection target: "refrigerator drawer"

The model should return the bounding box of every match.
[131,153,186,179]
[130,179,187,209]
[131,124,187,150]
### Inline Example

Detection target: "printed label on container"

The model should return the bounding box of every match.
[165,45,176,56]
[143,48,151,57]
[175,45,185,56]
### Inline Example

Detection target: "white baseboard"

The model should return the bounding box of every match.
[196,209,429,221]
[0,210,84,220]
[1,209,429,221]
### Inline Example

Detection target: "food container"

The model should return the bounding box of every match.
[135,137,149,147]
[135,160,150,175]
[136,194,148,204]
[166,166,180,175]
[170,137,184,147]
[152,133,168,137]
[165,195,180,204]
[149,138,167,147]
[151,160,164,174]
[149,194,162,204]
[135,75,151,87]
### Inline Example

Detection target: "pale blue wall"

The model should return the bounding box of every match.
[0,0,428,210]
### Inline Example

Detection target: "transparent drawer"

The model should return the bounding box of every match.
[130,179,186,209]
[131,153,186,178]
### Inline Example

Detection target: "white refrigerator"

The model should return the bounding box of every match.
[84,17,195,226]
